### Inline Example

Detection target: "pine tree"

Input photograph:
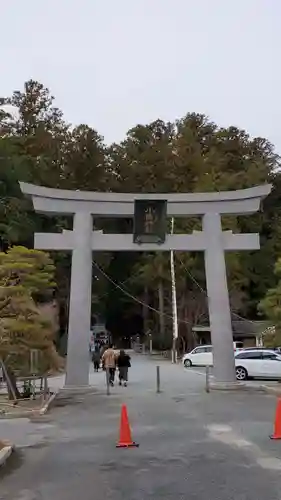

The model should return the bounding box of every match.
[0,246,61,398]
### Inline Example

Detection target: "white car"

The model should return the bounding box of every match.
[182,345,213,367]
[235,349,281,380]
[183,346,281,381]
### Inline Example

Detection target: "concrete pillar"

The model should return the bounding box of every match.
[65,212,93,388]
[203,213,236,383]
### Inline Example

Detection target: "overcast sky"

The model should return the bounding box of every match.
[1,0,280,151]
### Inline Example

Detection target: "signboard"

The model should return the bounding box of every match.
[133,200,167,244]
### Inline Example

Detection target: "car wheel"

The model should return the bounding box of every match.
[184,359,192,368]
[236,366,248,381]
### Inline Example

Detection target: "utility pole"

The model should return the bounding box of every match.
[170,218,178,363]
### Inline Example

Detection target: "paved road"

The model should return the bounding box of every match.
[1,353,281,499]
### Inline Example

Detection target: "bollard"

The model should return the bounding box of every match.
[43,375,48,399]
[156,365,161,393]
[106,368,110,395]
[142,343,145,355]
[205,365,210,393]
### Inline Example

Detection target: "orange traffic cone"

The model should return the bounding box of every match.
[116,404,139,448]
[270,399,281,439]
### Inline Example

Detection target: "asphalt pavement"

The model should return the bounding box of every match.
[1,353,281,499]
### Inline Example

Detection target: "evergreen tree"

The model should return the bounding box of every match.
[0,247,61,398]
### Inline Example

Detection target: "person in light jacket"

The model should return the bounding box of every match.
[101,344,118,386]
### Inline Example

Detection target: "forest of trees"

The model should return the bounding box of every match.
[1,79,281,350]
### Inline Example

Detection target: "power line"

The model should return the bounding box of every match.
[92,259,193,326]
[92,255,257,328]
[92,273,132,301]
[177,256,257,325]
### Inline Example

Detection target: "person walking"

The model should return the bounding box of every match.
[100,341,106,356]
[92,345,101,372]
[101,344,117,386]
[117,349,131,387]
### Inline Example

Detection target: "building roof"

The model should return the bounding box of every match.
[192,318,270,336]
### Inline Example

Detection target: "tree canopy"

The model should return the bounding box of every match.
[1,79,280,348]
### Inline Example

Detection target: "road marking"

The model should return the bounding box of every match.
[207,423,281,471]
[15,490,37,500]
[185,368,214,378]
[207,424,253,449]
[257,457,281,470]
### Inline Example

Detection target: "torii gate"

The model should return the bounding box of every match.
[20,182,272,388]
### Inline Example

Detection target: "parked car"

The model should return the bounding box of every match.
[235,348,281,380]
[182,343,245,368]
[182,345,213,367]
[183,345,281,381]
[241,346,269,350]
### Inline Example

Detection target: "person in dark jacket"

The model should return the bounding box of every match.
[92,345,101,372]
[117,349,131,387]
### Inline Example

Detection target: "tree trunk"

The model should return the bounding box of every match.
[142,286,150,334]
[3,366,21,400]
[158,278,165,347]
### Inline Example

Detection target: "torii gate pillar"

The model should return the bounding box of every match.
[66,212,93,387]
[20,182,272,388]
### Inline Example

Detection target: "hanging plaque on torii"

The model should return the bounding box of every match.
[19,182,272,389]
[133,200,167,244]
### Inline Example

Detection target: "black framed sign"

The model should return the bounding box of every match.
[133,200,167,244]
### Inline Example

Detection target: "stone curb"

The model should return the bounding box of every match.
[0,442,14,467]
[209,382,248,391]
[209,382,281,395]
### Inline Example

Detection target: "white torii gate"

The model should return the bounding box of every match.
[20,182,272,388]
